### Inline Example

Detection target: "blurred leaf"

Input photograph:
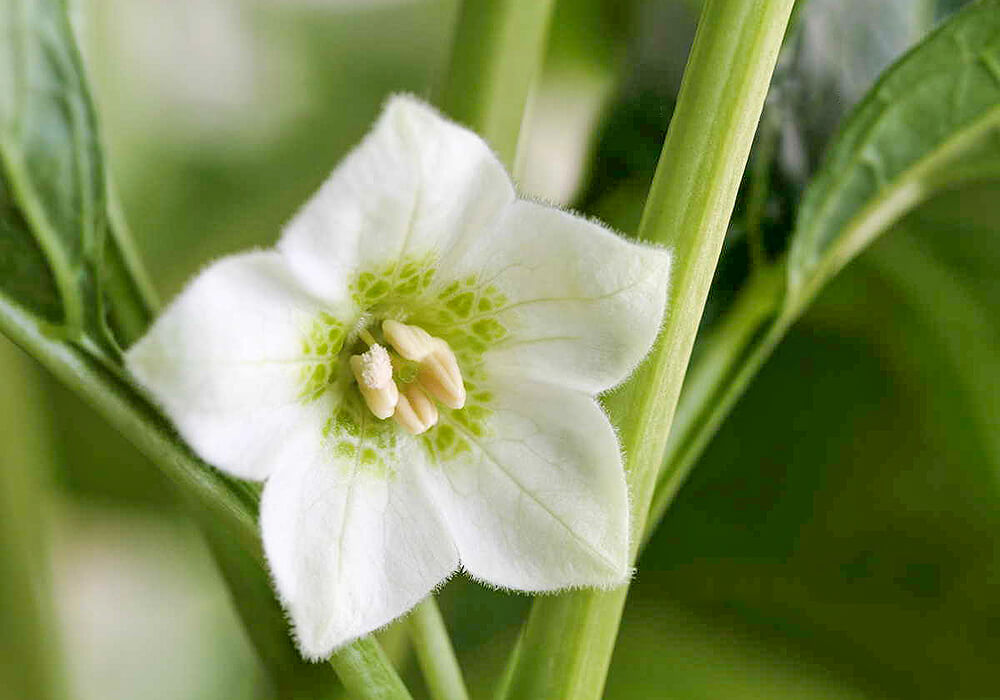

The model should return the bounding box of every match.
[772,0,935,184]
[648,0,1000,540]
[787,0,1000,311]
[739,0,937,269]
[0,0,109,347]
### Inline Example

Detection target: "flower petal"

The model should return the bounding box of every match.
[422,381,630,591]
[261,420,458,658]
[279,95,515,303]
[125,251,344,481]
[446,199,671,394]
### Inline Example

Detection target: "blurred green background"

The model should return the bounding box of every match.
[2,0,999,698]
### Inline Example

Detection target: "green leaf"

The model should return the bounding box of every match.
[0,0,109,346]
[647,0,1000,539]
[786,0,1000,313]
[774,0,935,182]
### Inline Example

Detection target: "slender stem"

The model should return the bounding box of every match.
[0,338,67,700]
[330,638,415,700]
[407,598,470,700]
[744,109,780,271]
[501,2,794,698]
[437,0,557,170]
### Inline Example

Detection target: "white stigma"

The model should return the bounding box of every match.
[359,344,393,389]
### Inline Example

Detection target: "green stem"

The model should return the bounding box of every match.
[330,638,414,700]
[437,0,557,170]
[501,2,794,698]
[0,337,67,700]
[407,598,470,700]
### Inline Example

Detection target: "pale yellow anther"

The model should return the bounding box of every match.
[383,320,466,410]
[381,320,436,361]
[392,384,438,435]
[418,338,466,410]
[349,345,399,419]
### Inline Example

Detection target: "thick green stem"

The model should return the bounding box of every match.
[501,2,794,698]
[407,598,469,700]
[437,0,557,170]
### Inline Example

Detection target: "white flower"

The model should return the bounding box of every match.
[126,96,671,659]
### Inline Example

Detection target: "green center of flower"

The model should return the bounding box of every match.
[298,256,513,473]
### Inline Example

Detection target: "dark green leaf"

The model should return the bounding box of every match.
[0,0,112,348]
[787,0,1000,311]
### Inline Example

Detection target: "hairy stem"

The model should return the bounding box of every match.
[500,2,795,697]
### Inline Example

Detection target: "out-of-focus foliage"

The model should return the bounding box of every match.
[653,0,1000,506]
[0,0,108,341]
[634,184,1000,699]
[775,0,935,183]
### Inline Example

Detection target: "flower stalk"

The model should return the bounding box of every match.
[408,598,470,700]
[501,1,796,697]
[437,0,557,169]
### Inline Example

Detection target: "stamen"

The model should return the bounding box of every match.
[351,320,465,423]
[382,320,435,361]
[382,320,466,410]
[419,339,466,410]
[393,385,438,435]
